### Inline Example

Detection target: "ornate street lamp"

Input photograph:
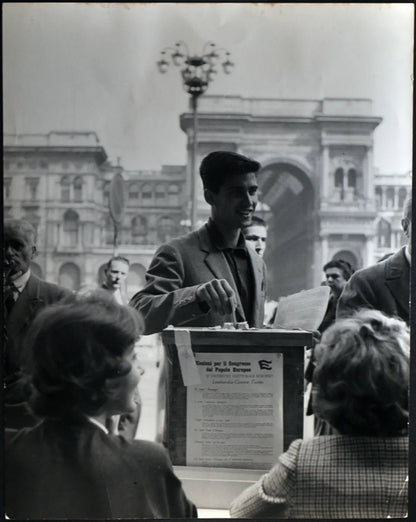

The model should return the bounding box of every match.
[157,41,234,230]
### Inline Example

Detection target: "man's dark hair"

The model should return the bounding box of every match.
[323,259,354,281]
[199,151,261,193]
[242,215,267,233]
[105,255,130,271]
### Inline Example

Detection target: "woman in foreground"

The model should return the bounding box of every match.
[5,292,197,519]
[230,309,409,519]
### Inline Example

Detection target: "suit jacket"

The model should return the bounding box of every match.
[336,247,410,324]
[5,274,71,405]
[230,435,408,519]
[130,223,267,334]
[5,417,197,519]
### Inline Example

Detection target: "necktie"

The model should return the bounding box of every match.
[4,283,19,317]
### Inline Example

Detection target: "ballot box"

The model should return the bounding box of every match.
[161,327,313,510]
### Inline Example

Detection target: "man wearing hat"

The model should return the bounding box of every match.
[130,151,267,334]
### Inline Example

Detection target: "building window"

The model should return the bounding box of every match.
[155,184,165,200]
[26,177,39,200]
[157,215,177,242]
[398,187,407,210]
[73,176,83,202]
[129,183,140,201]
[39,160,48,169]
[168,184,179,195]
[347,168,357,188]
[334,168,344,187]
[4,178,12,199]
[377,218,391,248]
[375,186,382,208]
[131,215,148,244]
[141,184,152,199]
[61,176,71,202]
[385,187,395,209]
[58,262,81,291]
[63,209,79,247]
[103,181,111,205]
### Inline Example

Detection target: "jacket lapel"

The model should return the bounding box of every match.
[10,275,45,329]
[384,247,410,317]
[197,224,246,320]
[246,244,265,326]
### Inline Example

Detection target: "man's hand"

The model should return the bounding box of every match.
[196,279,237,316]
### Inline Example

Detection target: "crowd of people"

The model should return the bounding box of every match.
[3,150,411,518]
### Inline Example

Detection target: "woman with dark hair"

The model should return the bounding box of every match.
[5,292,197,519]
[230,309,409,519]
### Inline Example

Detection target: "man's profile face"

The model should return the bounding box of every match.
[209,172,258,230]
[244,225,267,257]
[4,225,36,280]
[105,259,129,290]
[324,267,347,297]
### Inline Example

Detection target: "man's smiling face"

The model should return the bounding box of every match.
[209,172,258,230]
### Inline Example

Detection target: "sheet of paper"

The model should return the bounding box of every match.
[273,285,331,331]
[186,352,283,469]
[174,329,201,386]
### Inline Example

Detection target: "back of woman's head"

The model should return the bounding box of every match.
[27,291,144,418]
[312,309,409,436]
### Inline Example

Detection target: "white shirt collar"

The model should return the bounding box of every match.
[12,269,31,293]
[86,416,109,434]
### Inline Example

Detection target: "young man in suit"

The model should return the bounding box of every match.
[337,196,411,325]
[4,219,71,428]
[130,150,267,334]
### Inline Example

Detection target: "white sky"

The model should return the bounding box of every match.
[3,3,414,172]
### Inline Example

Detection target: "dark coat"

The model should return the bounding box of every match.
[336,247,410,324]
[4,274,71,424]
[130,223,267,334]
[5,418,197,519]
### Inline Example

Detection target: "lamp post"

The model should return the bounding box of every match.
[157,41,234,230]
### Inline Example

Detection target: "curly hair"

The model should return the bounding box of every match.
[26,291,144,418]
[312,309,409,436]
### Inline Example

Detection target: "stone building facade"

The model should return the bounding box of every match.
[180,96,412,299]
[3,132,187,299]
[3,96,412,301]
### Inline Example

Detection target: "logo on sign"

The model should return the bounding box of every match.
[258,360,272,370]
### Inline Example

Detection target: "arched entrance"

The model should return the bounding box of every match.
[258,161,315,299]
[59,262,81,291]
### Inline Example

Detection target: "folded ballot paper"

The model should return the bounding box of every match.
[273,285,331,332]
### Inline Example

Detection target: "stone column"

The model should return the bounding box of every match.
[364,146,374,201]
[381,186,386,209]
[321,145,330,200]
[394,187,399,209]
